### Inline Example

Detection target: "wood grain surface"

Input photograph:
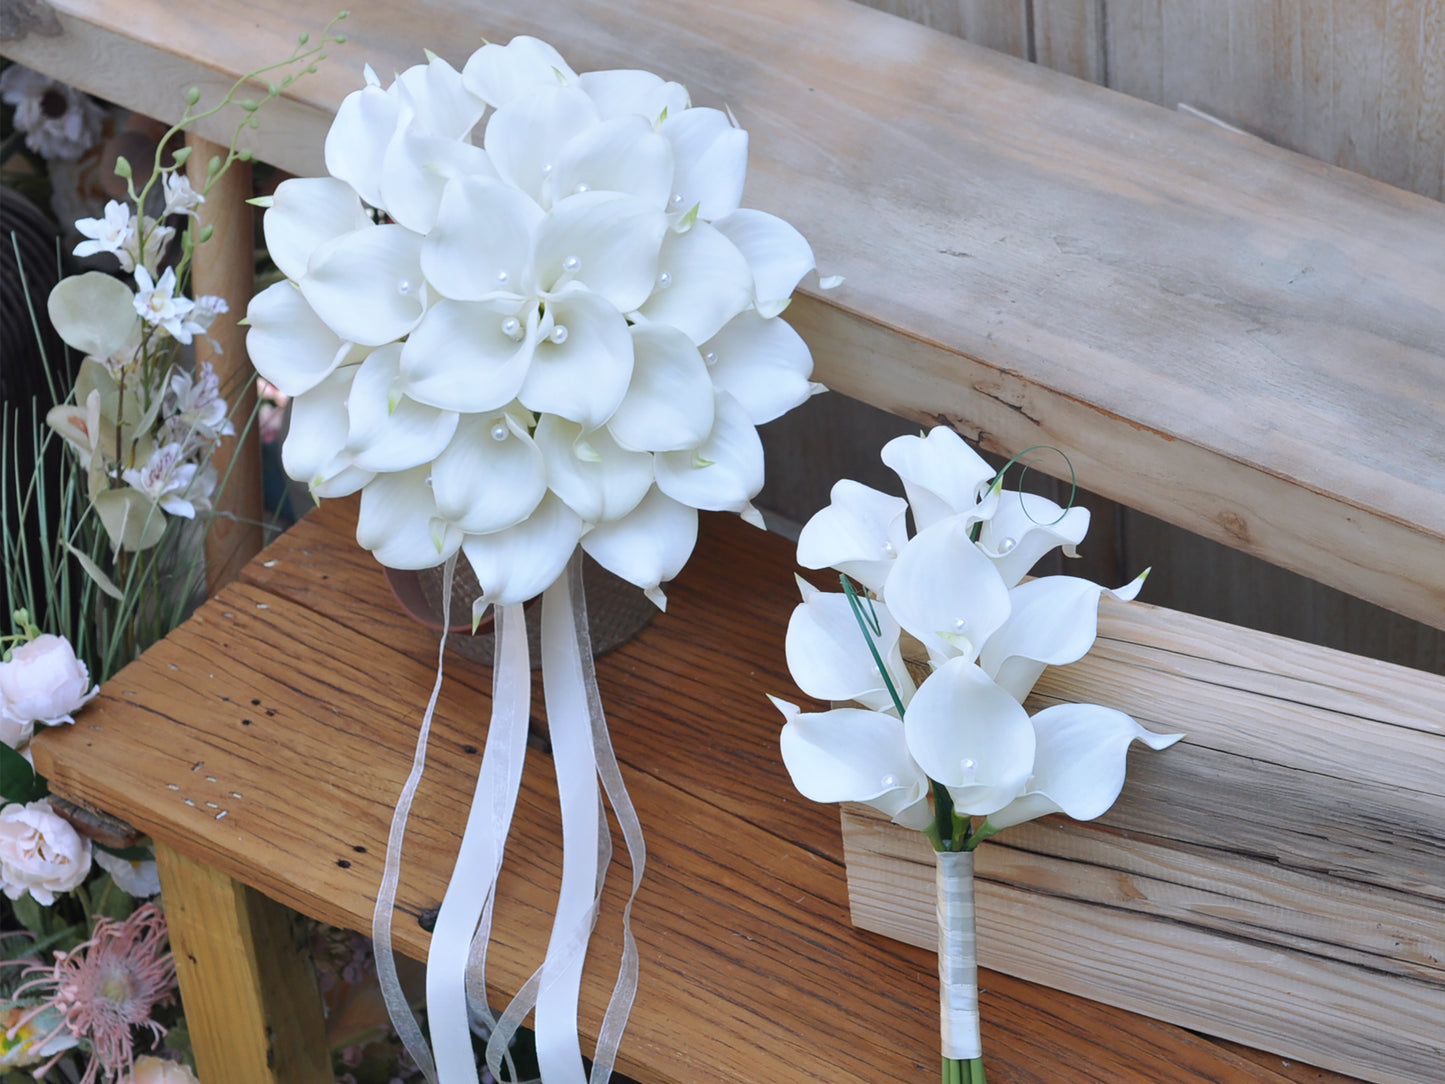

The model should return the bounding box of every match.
[841,585,1445,1084]
[31,499,1368,1082]
[3,0,1441,633]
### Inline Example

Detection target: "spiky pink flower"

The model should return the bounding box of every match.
[9,903,178,1083]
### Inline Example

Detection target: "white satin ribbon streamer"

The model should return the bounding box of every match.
[426,601,531,1083]
[936,850,982,1060]
[373,554,457,1084]
[378,552,646,1083]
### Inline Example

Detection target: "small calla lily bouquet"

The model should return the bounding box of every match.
[772,427,1181,1084]
[250,34,825,1084]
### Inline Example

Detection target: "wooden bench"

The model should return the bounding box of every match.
[7,0,1442,1081]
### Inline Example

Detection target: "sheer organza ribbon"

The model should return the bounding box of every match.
[373,552,646,1083]
[936,850,982,1060]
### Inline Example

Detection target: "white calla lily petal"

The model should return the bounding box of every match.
[554,115,674,210]
[430,414,547,534]
[517,290,634,428]
[884,515,1011,665]
[534,191,667,312]
[978,493,1091,587]
[422,175,541,301]
[534,415,652,524]
[357,466,463,569]
[485,84,599,204]
[795,479,908,594]
[264,177,372,282]
[47,272,139,359]
[579,69,689,123]
[324,82,400,208]
[982,571,1149,702]
[785,583,914,712]
[246,281,350,397]
[633,221,751,345]
[987,704,1183,830]
[580,486,697,610]
[654,392,763,514]
[660,107,747,221]
[903,658,1035,816]
[281,365,359,485]
[606,323,714,452]
[881,427,996,532]
[773,698,932,830]
[461,492,583,607]
[712,208,815,316]
[400,298,536,413]
[344,344,460,472]
[379,127,495,235]
[393,55,485,139]
[462,36,578,108]
[313,465,376,499]
[299,225,427,346]
[701,311,814,425]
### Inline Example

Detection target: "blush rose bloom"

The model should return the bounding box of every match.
[0,798,93,905]
[125,1056,202,1084]
[0,634,98,726]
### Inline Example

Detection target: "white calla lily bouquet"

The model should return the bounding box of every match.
[773,427,1181,1084]
[251,35,824,1084]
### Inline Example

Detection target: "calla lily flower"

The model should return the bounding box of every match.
[795,479,909,594]
[977,490,1091,587]
[986,705,1183,830]
[880,427,996,532]
[784,578,914,713]
[580,486,698,610]
[772,697,933,831]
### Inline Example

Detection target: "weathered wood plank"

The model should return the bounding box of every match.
[4,0,1441,632]
[154,842,332,1084]
[1033,0,1106,81]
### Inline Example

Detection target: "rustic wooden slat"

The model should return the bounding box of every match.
[29,505,1361,1082]
[154,842,332,1084]
[1033,0,1106,81]
[839,588,1445,1084]
[4,0,1441,632]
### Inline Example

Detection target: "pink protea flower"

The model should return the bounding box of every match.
[9,903,178,1083]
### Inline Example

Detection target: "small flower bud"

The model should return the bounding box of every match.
[186,86,202,105]
[298,31,310,44]
[208,155,222,175]
[198,224,215,243]
[334,34,347,43]
[172,146,192,166]
[241,98,259,112]
[114,155,133,179]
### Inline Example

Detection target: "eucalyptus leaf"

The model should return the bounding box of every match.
[93,487,167,552]
[62,541,126,601]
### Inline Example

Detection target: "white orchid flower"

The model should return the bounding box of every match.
[167,361,234,441]
[132,266,196,341]
[120,217,174,276]
[772,697,933,831]
[121,442,200,518]
[72,199,133,263]
[986,705,1183,830]
[161,172,205,217]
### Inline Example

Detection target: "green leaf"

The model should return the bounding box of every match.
[95,840,153,861]
[63,541,125,601]
[10,891,47,935]
[0,741,47,804]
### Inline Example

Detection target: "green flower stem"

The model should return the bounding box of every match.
[969,1055,987,1082]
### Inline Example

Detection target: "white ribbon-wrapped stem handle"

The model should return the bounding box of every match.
[936,849,981,1061]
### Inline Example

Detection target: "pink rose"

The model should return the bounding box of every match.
[0,798,92,905]
[0,633,98,726]
[125,1056,202,1084]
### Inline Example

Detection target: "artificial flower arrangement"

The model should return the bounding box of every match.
[772,427,1182,1084]
[1,22,347,1083]
[251,33,827,1084]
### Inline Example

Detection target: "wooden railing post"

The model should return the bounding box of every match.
[187,134,263,594]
